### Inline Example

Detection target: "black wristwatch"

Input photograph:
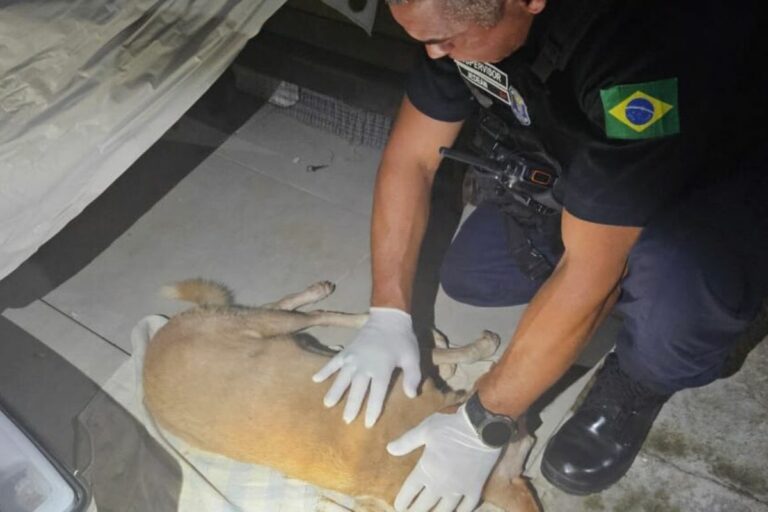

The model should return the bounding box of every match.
[464,392,519,448]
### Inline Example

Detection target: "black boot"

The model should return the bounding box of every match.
[541,353,671,495]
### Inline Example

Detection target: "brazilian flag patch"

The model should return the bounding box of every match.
[600,78,680,139]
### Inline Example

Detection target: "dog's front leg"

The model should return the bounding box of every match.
[482,435,541,512]
[235,309,368,338]
[431,330,501,366]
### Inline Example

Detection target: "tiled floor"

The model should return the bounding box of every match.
[2,86,766,511]
[33,151,372,353]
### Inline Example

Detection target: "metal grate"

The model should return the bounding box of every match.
[233,66,393,148]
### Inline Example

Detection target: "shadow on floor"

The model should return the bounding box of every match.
[721,299,768,378]
[0,68,269,313]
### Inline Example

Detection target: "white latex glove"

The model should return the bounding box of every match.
[386,405,502,512]
[312,307,421,428]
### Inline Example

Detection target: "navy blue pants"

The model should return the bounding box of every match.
[440,165,768,395]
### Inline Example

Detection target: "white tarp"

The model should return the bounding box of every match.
[0,0,285,281]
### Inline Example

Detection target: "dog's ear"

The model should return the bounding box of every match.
[292,333,341,358]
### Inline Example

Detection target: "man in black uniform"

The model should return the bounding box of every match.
[312,0,767,508]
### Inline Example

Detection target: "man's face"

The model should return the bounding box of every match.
[389,0,540,63]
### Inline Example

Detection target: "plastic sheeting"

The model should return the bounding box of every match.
[0,0,285,281]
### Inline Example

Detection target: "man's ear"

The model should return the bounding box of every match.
[523,0,546,15]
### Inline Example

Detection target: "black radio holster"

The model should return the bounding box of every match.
[453,0,612,281]
[461,112,564,281]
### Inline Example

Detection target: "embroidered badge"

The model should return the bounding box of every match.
[600,78,679,139]
[456,61,510,104]
[455,61,533,126]
[508,85,531,126]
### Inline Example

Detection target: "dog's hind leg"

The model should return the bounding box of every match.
[233,309,369,338]
[262,281,336,310]
[306,310,368,329]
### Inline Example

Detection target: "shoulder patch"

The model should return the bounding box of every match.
[600,78,679,139]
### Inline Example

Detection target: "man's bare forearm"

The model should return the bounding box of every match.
[370,160,433,311]
[475,259,619,418]
[367,97,464,312]
[476,211,641,418]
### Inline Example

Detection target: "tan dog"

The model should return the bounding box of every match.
[143,279,540,512]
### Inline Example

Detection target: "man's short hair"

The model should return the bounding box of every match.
[385,0,505,27]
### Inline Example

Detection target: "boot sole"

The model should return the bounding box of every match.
[540,454,616,496]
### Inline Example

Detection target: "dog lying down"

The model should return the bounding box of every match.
[143,279,540,512]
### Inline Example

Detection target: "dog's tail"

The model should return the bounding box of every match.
[161,279,234,307]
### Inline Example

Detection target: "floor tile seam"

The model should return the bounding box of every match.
[642,450,768,506]
[39,299,132,357]
[214,150,372,219]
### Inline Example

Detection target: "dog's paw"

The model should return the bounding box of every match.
[308,281,336,298]
[475,330,501,358]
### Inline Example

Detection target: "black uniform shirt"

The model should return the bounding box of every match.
[406,0,756,226]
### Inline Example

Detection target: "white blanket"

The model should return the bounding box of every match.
[0,0,284,281]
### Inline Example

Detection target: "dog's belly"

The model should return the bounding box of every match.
[143,319,447,502]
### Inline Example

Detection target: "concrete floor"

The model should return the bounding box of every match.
[1,75,766,511]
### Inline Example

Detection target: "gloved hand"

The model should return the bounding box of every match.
[387,405,502,512]
[312,307,421,428]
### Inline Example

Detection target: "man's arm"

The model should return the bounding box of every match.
[476,210,642,418]
[370,96,464,311]
[312,97,464,427]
